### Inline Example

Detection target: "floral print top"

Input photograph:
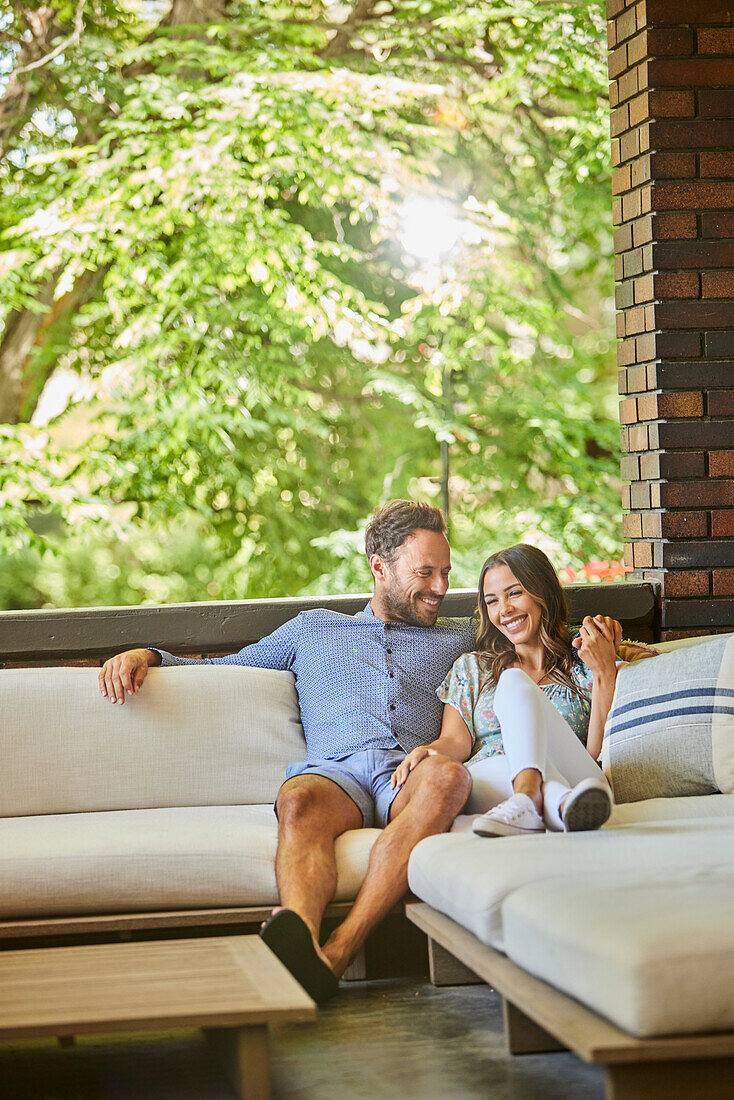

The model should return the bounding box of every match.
[437,651,594,763]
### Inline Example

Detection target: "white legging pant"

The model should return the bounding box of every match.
[463,667,610,828]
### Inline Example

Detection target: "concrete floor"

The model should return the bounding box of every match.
[0,978,605,1099]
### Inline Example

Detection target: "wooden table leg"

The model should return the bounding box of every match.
[203,1024,271,1100]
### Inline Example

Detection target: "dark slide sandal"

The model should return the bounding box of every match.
[259,909,339,1004]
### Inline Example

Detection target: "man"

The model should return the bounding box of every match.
[98,500,475,1002]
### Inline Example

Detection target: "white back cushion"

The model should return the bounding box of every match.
[0,665,306,816]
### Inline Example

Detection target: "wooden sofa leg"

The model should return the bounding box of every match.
[605,1056,734,1100]
[341,946,367,981]
[427,937,484,986]
[503,1000,567,1055]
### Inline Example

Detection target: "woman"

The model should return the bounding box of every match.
[391,544,620,836]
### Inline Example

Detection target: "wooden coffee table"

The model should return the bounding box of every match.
[0,934,316,1099]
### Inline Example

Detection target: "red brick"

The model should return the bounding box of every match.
[702,271,734,298]
[658,391,704,418]
[635,393,655,420]
[648,152,695,179]
[653,332,702,358]
[663,571,710,598]
[698,28,734,55]
[657,452,707,479]
[652,181,734,211]
[640,512,661,538]
[660,512,708,539]
[701,153,734,179]
[710,452,734,477]
[654,271,699,298]
[713,569,734,596]
[654,363,733,390]
[645,27,694,57]
[647,59,734,87]
[698,91,734,119]
[702,213,734,238]
[657,421,734,450]
[711,511,734,538]
[709,391,734,417]
[655,239,734,270]
[652,119,734,151]
[706,331,734,357]
[655,300,734,329]
[654,213,697,240]
[660,480,734,508]
[643,0,733,21]
[648,90,695,118]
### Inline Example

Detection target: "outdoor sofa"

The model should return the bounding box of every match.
[2,585,733,1095]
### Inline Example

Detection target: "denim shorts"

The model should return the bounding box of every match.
[280,748,406,828]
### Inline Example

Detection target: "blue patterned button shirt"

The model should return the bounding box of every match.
[155,603,475,761]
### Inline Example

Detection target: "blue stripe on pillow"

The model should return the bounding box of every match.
[609,704,734,736]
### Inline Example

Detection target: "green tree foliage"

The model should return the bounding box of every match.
[0,0,619,607]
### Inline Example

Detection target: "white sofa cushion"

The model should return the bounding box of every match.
[408,802,734,952]
[0,806,380,917]
[502,874,734,1037]
[601,633,734,803]
[0,666,306,816]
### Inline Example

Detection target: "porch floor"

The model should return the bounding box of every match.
[0,977,604,1098]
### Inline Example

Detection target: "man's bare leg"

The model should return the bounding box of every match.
[274,774,363,961]
[321,756,470,977]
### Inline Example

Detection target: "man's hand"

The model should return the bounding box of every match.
[98,648,160,704]
[390,745,440,789]
[572,615,622,654]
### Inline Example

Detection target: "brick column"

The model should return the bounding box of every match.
[608,0,734,639]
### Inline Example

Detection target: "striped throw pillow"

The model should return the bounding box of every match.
[601,634,734,804]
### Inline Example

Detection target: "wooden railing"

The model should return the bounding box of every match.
[0,584,659,666]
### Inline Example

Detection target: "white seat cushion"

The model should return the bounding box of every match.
[502,873,734,1037]
[0,806,380,917]
[408,814,734,952]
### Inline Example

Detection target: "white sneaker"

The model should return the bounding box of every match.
[560,778,613,833]
[472,793,545,838]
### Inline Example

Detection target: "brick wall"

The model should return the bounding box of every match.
[608,0,734,638]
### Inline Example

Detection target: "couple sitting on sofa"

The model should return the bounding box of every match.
[98,499,623,1003]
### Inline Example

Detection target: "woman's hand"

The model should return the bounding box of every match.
[390,746,441,789]
[574,615,619,675]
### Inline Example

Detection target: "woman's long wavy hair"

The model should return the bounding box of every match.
[475,544,585,698]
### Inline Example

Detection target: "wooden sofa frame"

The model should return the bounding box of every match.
[407,902,734,1100]
[0,583,658,967]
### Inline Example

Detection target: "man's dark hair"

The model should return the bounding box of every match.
[364,499,447,563]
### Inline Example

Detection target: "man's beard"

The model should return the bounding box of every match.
[382,583,442,627]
